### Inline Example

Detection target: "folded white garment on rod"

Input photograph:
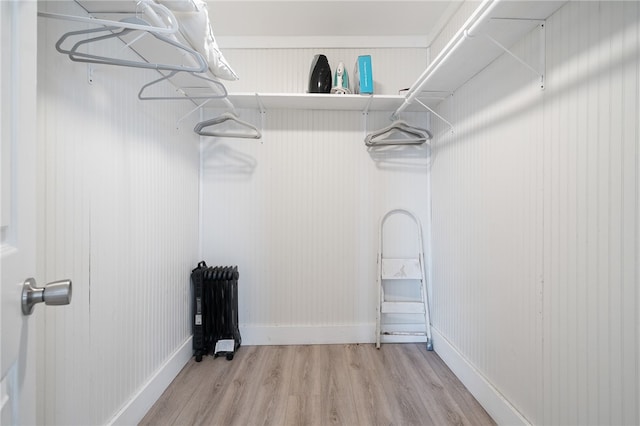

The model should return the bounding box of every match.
[157,0,239,81]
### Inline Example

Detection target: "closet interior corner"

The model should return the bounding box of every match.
[34,1,639,425]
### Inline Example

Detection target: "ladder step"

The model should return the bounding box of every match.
[382,331,427,336]
[381,301,425,314]
[380,334,428,344]
[381,258,422,279]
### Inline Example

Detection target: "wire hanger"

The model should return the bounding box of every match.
[365,120,432,147]
[138,70,228,100]
[194,113,262,139]
[54,16,207,72]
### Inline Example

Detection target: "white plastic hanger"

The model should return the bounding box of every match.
[365,120,432,146]
[138,70,228,100]
[54,16,207,72]
[194,113,262,139]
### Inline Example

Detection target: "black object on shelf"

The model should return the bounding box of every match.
[191,261,241,362]
[308,54,332,93]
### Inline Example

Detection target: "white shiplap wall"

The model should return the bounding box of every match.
[200,47,431,344]
[201,107,431,344]
[542,3,639,424]
[430,1,639,424]
[37,2,200,424]
[431,20,544,424]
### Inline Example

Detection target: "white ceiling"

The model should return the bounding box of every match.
[75,0,464,47]
[206,1,461,37]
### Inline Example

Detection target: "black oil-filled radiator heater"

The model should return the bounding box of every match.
[191,261,241,362]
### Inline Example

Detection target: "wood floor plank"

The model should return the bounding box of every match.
[139,352,233,426]
[344,344,396,425]
[416,345,495,426]
[283,345,321,426]
[140,344,495,426]
[206,344,270,426]
[137,361,198,425]
[403,343,491,426]
[283,394,302,426]
[319,345,360,425]
[177,346,258,426]
[244,345,295,426]
[377,344,439,425]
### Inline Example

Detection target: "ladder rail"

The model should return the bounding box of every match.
[375,250,383,349]
[376,208,433,351]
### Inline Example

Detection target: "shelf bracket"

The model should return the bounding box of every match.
[362,111,370,141]
[255,93,266,144]
[361,95,374,140]
[176,98,213,129]
[362,95,374,114]
[477,20,546,90]
[176,96,236,130]
[413,98,454,133]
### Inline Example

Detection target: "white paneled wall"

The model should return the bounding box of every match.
[201,47,430,344]
[431,21,544,424]
[431,1,639,425]
[542,3,639,424]
[201,108,430,344]
[36,9,431,420]
[37,2,200,424]
[36,1,640,425]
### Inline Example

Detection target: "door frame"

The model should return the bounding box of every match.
[1,0,39,424]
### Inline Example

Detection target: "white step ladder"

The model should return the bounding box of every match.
[375,209,433,350]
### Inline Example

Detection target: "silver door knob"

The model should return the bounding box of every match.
[22,277,72,315]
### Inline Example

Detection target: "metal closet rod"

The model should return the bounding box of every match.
[393,0,502,118]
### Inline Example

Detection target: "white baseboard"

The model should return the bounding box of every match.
[432,328,530,426]
[239,323,433,346]
[240,324,376,345]
[107,336,193,426]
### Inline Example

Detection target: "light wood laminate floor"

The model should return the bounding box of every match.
[141,343,495,426]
